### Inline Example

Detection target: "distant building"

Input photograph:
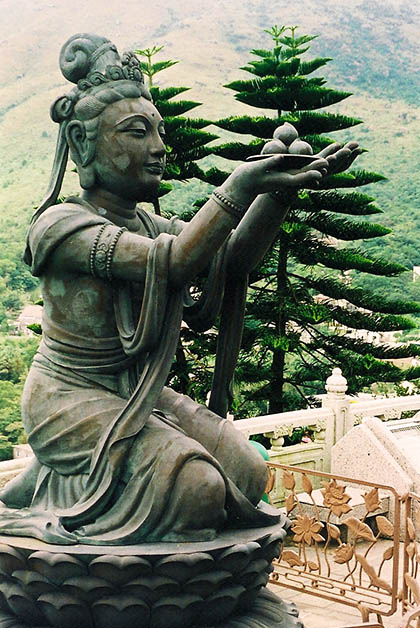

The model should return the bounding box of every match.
[413,266,420,281]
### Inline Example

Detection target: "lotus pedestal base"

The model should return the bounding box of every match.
[0,523,302,628]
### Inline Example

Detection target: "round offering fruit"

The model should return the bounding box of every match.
[288,139,313,155]
[273,122,299,146]
[261,139,288,154]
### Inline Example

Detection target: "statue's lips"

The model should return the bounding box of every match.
[144,163,165,175]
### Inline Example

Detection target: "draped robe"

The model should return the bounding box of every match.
[0,200,278,545]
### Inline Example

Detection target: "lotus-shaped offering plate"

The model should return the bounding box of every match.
[246,153,319,169]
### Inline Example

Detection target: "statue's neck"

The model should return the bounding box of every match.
[81,189,139,228]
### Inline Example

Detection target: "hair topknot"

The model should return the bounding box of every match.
[51,33,150,125]
[59,33,118,83]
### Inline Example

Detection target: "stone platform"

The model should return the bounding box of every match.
[0,522,302,628]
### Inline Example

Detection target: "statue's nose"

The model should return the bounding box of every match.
[151,132,166,158]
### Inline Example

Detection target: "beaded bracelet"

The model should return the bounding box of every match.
[106,227,127,281]
[212,188,248,221]
[89,224,107,277]
[89,225,127,280]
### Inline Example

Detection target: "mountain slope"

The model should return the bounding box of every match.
[1,0,420,273]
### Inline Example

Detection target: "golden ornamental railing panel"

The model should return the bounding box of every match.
[401,492,420,628]
[267,463,400,624]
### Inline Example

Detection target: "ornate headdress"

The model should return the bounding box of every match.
[31,33,150,226]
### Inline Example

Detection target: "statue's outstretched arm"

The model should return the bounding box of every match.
[167,154,328,288]
[50,141,359,287]
[225,141,361,277]
[49,157,326,288]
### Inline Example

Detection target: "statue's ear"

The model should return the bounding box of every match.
[66,120,91,167]
[66,120,96,189]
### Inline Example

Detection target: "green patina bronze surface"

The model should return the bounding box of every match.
[0,33,356,547]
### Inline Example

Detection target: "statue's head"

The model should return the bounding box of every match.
[35,33,166,219]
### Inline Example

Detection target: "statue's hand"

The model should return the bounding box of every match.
[243,122,335,194]
[226,153,328,202]
[223,151,328,207]
[258,124,361,179]
[317,141,362,175]
[221,123,366,205]
[255,122,328,191]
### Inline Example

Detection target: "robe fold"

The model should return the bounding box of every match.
[0,200,278,545]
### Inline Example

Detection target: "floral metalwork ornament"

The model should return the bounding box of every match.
[291,515,324,546]
[270,463,399,624]
[321,479,352,517]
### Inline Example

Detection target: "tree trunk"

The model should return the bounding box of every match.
[269,240,288,414]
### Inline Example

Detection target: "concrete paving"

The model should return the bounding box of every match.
[268,584,402,628]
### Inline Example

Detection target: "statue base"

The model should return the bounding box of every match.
[0,523,302,628]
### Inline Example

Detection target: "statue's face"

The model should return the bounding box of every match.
[92,97,166,201]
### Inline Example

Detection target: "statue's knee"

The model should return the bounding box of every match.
[182,459,226,508]
[197,460,226,507]
[176,460,226,529]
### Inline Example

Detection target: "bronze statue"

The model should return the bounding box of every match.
[0,34,359,546]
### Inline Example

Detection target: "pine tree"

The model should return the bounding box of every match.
[205,26,420,414]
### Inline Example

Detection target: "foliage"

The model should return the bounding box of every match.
[134,46,179,87]
[0,335,39,458]
[0,335,39,383]
[142,27,420,414]
[202,26,420,414]
[0,380,27,460]
[0,232,38,331]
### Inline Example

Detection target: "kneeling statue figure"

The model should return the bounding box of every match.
[0,33,359,547]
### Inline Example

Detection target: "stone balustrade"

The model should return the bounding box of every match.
[234,368,420,504]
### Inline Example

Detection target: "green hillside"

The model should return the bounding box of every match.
[1,0,420,311]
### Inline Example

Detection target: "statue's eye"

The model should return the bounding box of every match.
[123,127,146,137]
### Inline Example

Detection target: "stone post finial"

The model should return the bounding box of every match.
[325,367,348,396]
[323,368,350,470]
